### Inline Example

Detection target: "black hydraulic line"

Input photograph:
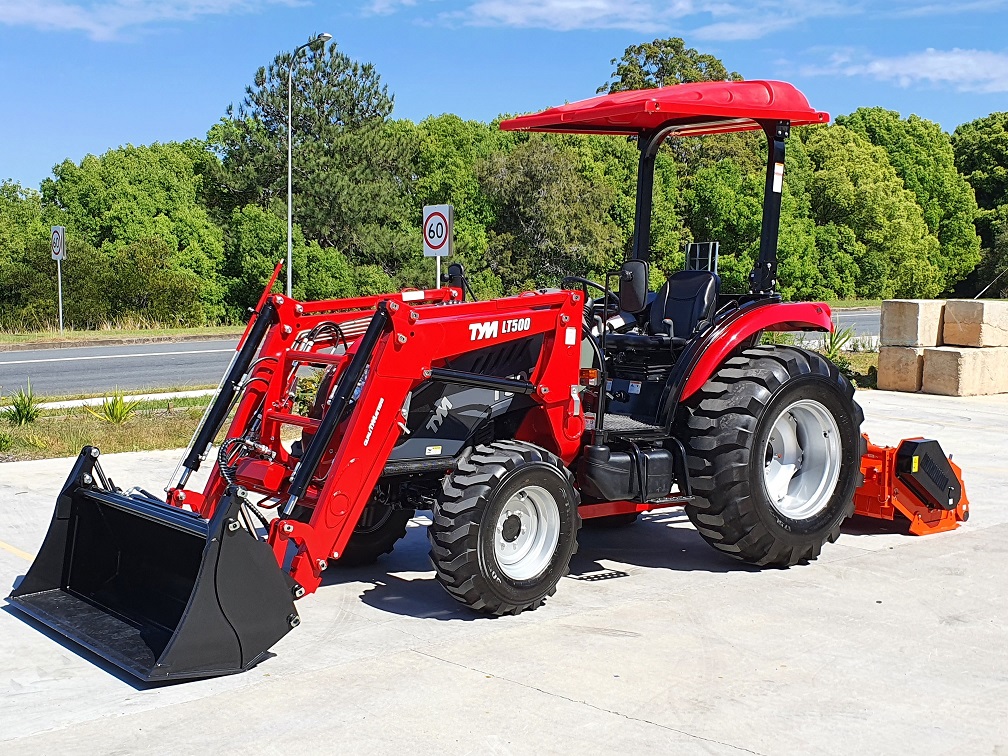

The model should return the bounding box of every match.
[183,300,278,473]
[283,302,390,515]
[428,368,536,395]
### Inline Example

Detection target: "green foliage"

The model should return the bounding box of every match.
[952,112,1008,212]
[4,379,42,426]
[803,125,942,298]
[477,135,622,291]
[598,37,742,93]
[1,39,1002,329]
[86,388,141,425]
[0,431,12,453]
[838,108,981,290]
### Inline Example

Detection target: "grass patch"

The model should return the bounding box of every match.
[0,402,213,462]
[0,324,244,347]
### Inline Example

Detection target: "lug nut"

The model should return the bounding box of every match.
[396,334,407,344]
[82,474,93,485]
[317,559,328,572]
[282,522,294,534]
[283,325,293,335]
[294,304,304,315]
[288,613,301,628]
[90,447,100,458]
[292,585,305,599]
[227,519,240,532]
[177,490,187,502]
[276,296,285,305]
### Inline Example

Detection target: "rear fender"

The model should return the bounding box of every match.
[679,301,833,402]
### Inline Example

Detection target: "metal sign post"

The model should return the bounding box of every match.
[423,205,453,288]
[51,226,66,332]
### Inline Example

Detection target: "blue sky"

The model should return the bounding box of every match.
[1,1,1006,189]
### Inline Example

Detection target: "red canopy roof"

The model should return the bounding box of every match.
[499,80,829,137]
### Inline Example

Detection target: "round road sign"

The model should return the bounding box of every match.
[424,211,448,251]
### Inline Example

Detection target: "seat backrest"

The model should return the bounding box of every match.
[648,270,720,338]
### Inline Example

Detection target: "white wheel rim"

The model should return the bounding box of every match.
[494,485,561,581]
[761,399,842,521]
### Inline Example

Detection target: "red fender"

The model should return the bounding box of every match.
[680,301,833,401]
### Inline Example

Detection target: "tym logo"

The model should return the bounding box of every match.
[425,396,453,433]
[469,320,499,341]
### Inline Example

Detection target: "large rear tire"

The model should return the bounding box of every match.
[428,441,580,615]
[676,346,863,566]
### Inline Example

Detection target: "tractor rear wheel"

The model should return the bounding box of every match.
[676,345,863,566]
[429,441,580,615]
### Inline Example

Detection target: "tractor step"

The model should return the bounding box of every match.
[603,414,663,433]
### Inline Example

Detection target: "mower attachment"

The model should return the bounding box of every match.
[7,447,298,682]
[854,436,969,535]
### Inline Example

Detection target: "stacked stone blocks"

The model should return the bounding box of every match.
[877,299,1008,396]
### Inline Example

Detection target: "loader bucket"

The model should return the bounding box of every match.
[7,447,299,682]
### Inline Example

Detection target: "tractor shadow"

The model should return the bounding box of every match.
[568,511,758,579]
[346,512,757,621]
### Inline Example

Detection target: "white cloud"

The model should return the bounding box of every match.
[0,0,299,41]
[458,0,693,33]
[365,0,416,15]
[806,48,1008,94]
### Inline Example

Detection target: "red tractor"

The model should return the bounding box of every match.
[9,80,967,681]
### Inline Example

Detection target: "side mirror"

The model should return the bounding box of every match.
[618,259,649,313]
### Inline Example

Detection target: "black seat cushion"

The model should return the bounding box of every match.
[648,270,720,339]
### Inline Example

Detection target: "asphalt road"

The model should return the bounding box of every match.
[0,339,238,396]
[0,308,879,398]
[833,307,881,338]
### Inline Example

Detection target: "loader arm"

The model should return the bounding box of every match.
[170,288,586,594]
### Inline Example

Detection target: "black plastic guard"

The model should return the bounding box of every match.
[8,448,298,682]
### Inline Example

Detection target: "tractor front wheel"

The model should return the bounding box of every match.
[676,346,863,566]
[429,441,580,615]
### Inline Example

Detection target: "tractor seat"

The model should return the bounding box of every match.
[606,270,720,351]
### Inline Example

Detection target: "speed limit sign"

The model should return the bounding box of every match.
[423,205,453,257]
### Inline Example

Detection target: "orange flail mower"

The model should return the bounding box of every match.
[854,435,968,535]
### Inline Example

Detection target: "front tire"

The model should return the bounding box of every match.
[676,346,863,566]
[429,441,580,615]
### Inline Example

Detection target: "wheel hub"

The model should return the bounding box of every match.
[493,485,561,581]
[501,513,522,543]
[762,398,842,521]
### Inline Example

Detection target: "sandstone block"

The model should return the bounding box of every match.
[922,346,1008,396]
[877,346,925,392]
[943,299,1008,347]
[880,299,945,347]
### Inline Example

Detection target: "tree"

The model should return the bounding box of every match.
[40,143,225,321]
[209,43,419,277]
[598,37,742,93]
[838,108,981,290]
[477,136,622,292]
[802,126,942,298]
[952,112,1008,213]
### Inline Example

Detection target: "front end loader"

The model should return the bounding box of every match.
[9,80,968,682]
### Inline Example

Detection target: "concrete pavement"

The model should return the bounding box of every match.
[0,389,1005,754]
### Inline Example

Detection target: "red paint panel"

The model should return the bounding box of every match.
[500,81,829,136]
[679,302,833,401]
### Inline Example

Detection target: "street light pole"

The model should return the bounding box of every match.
[287,32,332,297]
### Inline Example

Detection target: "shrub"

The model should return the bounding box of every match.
[3,379,42,426]
[86,388,140,425]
